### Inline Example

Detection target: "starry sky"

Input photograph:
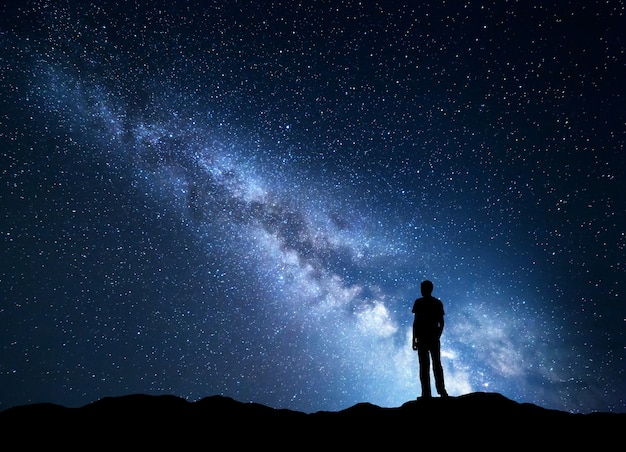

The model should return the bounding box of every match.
[1,1,624,415]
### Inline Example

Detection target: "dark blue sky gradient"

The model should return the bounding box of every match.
[1,1,624,414]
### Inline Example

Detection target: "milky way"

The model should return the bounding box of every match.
[1,1,624,414]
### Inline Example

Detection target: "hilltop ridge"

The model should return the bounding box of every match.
[1,392,623,448]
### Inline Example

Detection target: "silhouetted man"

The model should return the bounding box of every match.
[412,280,448,398]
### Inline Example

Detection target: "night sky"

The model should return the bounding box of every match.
[1,1,624,415]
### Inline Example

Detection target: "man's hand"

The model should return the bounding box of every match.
[412,337,419,350]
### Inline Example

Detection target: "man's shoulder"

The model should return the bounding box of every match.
[425,296,444,309]
[412,296,427,312]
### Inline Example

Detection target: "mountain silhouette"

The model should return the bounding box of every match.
[1,392,623,448]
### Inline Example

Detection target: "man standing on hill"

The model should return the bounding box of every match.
[412,280,448,399]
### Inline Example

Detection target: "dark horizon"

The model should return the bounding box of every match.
[2,392,624,449]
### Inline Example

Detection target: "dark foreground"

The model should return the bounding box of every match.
[1,392,623,448]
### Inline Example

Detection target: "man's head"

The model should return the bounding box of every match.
[420,280,434,296]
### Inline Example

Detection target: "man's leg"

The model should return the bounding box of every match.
[417,346,432,398]
[431,342,448,397]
